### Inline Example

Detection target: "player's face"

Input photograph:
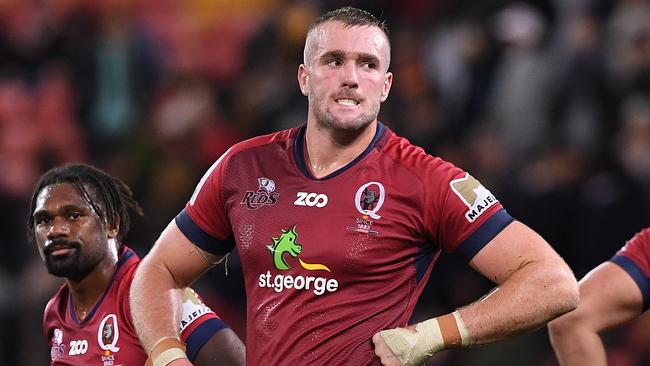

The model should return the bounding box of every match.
[32,183,117,281]
[299,21,393,131]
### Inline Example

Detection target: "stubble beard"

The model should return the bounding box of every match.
[310,95,380,132]
[45,242,106,282]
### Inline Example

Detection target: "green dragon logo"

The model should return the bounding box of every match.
[268,226,330,272]
[268,226,302,270]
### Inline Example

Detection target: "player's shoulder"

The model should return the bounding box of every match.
[113,246,141,286]
[624,227,650,252]
[101,247,141,312]
[45,283,69,312]
[633,227,650,242]
[378,128,459,177]
[611,227,650,291]
[43,283,70,325]
[226,127,296,158]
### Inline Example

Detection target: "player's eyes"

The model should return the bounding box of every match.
[69,212,82,220]
[36,217,51,225]
[327,59,342,67]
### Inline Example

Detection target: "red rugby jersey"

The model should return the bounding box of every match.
[178,123,514,365]
[43,246,227,365]
[611,227,650,310]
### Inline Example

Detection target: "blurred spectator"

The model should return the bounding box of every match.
[616,93,650,195]
[90,1,160,161]
[486,2,555,168]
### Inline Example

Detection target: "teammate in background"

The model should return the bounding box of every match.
[27,163,245,366]
[130,6,578,366]
[548,227,650,365]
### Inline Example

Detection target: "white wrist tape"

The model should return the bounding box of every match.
[452,310,472,347]
[148,337,188,366]
[379,311,472,366]
[153,348,188,366]
[379,318,443,366]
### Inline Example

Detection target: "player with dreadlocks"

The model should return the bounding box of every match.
[28,163,245,366]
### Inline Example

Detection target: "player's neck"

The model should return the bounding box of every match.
[66,255,119,320]
[304,120,377,178]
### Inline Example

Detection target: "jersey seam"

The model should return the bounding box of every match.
[377,140,431,244]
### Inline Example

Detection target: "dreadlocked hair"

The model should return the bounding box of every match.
[27,163,144,242]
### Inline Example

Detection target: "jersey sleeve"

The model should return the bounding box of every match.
[423,159,513,261]
[176,149,236,255]
[178,287,228,361]
[610,228,650,310]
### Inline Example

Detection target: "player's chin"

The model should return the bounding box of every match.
[332,115,375,131]
[45,256,79,277]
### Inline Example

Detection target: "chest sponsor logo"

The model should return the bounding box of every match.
[50,328,65,360]
[347,181,385,235]
[294,192,328,207]
[258,226,338,296]
[68,339,88,356]
[98,314,120,354]
[450,173,498,223]
[241,177,279,210]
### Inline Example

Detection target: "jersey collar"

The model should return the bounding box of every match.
[293,122,386,180]
[69,246,138,324]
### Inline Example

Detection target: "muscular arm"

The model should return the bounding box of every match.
[193,328,245,366]
[130,220,224,365]
[374,220,579,365]
[548,262,643,366]
[460,220,579,343]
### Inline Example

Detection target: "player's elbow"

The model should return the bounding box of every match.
[547,310,577,341]
[545,263,580,318]
[547,298,588,348]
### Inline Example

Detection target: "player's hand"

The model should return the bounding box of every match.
[373,322,443,366]
[372,324,419,366]
[372,330,403,366]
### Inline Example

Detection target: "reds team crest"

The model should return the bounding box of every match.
[240,177,280,209]
[98,314,120,354]
[347,181,385,235]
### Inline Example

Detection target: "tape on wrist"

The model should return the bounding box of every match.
[153,348,188,366]
[148,337,187,366]
[453,310,472,346]
[379,311,472,366]
[436,310,472,347]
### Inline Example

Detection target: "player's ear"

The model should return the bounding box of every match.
[106,219,119,239]
[298,64,309,96]
[107,227,118,239]
[380,72,393,102]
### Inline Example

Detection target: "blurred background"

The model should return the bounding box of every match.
[1,0,649,364]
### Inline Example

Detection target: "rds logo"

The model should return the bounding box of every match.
[258,226,338,296]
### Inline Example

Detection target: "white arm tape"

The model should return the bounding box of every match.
[379,318,444,366]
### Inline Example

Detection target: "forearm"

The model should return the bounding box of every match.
[375,221,579,365]
[374,264,576,366]
[131,221,221,366]
[548,261,643,366]
[459,260,578,344]
[549,323,607,366]
[130,259,186,354]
